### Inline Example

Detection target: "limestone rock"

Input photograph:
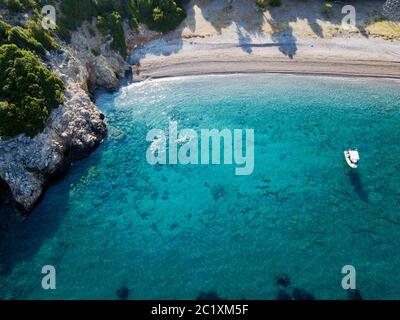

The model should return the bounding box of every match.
[88,55,120,91]
[0,82,106,213]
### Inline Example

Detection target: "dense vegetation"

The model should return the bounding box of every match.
[136,0,187,33]
[0,16,62,138]
[0,15,58,56]
[1,0,188,56]
[58,0,187,57]
[0,44,64,138]
[257,0,282,9]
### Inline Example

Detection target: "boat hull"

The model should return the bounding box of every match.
[344,151,358,169]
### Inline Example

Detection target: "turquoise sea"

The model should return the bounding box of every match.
[0,74,400,299]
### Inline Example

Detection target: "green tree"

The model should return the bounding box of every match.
[59,0,98,30]
[97,11,127,58]
[0,19,11,45]
[7,26,47,57]
[137,0,186,33]
[27,19,58,51]
[0,44,64,138]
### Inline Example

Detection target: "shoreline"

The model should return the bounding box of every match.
[133,54,400,82]
[135,60,400,81]
[132,35,400,81]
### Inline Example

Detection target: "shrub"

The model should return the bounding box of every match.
[269,0,282,7]
[27,19,58,51]
[7,26,47,57]
[1,0,40,12]
[59,0,97,30]
[96,0,139,28]
[138,0,186,33]
[0,17,57,54]
[91,47,100,56]
[4,0,25,13]
[322,3,334,17]
[97,12,127,58]
[56,0,187,54]
[0,44,64,138]
[0,19,11,45]
[56,19,72,43]
[256,0,267,9]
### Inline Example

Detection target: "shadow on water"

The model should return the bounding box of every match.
[0,148,103,279]
[347,170,369,202]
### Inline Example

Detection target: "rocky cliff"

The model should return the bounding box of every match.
[0,19,159,221]
[0,72,107,215]
[0,42,120,218]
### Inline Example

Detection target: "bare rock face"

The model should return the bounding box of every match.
[0,82,106,213]
[87,55,121,91]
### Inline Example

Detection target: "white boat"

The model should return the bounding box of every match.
[344,150,359,169]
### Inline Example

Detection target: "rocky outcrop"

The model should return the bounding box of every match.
[87,55,120,91]
[67,22,133,92]
[0,22,130,218]
[0,81,106,213]
[0,21,155,217]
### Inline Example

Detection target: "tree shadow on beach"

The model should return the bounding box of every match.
[181,0,387,60]
[129,34,184,64]
[192,0,300,57]
[195,0,268,54]
[130,0,394,65]
[131,0,384,63]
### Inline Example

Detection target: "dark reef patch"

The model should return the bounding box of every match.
[276,274,291,287]
[169,222,179,230]
[277,289,292,300]
[347,289,363,300]
[211,185,226,202]
[197,291,223,300]
[116,286,130,300]
[292,288,315,300]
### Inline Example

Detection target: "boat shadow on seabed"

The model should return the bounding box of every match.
[347,170,369,202]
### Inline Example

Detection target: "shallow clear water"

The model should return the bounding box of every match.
[1,74,400,300]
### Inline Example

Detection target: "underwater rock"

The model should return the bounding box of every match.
[0,263,9,275]
[211,185,226,202]
[162,191,169,200]
[197,291,222,300]
[107,126,126,141]
[169,222,179,230]
[347,289,363,300]
[93,198,104,207]
[276,274,291,287]
[116,286,130,300]
[292,288,315,300]
[277,289,292,300]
